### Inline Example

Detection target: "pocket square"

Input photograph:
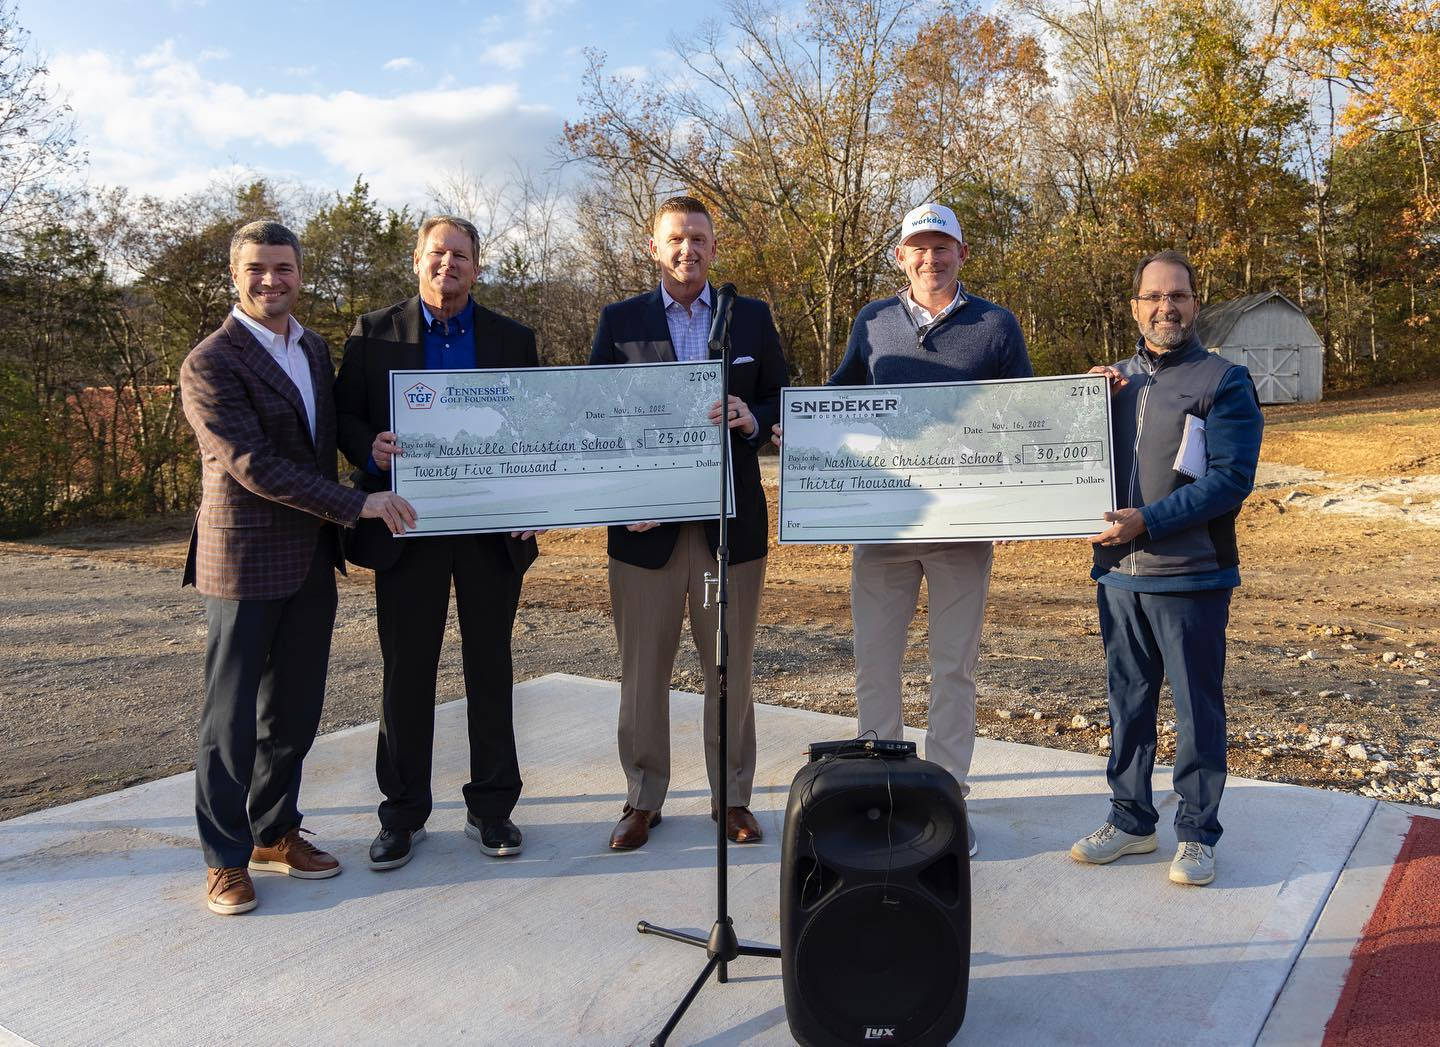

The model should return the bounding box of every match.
[732,355,755,365]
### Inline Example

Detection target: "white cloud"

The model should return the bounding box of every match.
[478,38,540,71]
[48,44,565,206]
[523,0,578,23]
[382,56,416,72]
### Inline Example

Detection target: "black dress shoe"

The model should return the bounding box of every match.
[465,814,523,857]
[368,826,425,870]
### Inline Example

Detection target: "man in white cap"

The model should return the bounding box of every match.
[789,202,1031,855]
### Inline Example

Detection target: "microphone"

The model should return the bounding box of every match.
[707,282,737,356]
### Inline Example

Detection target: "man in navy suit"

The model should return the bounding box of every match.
[589,196,788,850]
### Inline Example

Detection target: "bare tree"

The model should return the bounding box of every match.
[427,163,518,278]
[567,0,961,380]
[0,0,84,242]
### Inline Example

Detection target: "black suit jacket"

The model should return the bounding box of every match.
[588,286,787,568]
[334,295,540,574]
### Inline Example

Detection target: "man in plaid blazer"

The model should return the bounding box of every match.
[181,221,415,915]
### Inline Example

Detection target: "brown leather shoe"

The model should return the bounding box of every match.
[609,805,661,850]
[206,866,257,915]
[712,806,763,844]
[249,827,341,879]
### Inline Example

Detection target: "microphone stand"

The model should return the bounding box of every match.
[635,284,781,1045]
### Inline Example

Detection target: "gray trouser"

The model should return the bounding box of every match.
[852,541,994,795]
[610,523,765,811]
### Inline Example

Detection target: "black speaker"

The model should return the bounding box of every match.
[781,748,970,1046]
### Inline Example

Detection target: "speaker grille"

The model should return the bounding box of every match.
[792,884,962,1042]
[806,787,959,872]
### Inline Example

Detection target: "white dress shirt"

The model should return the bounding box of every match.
[231,305,317,441]
[901,283,966,329]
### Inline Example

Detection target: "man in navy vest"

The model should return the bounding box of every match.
[1069,249,1263,887]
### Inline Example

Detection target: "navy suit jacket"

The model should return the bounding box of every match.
[588,286,787,568]
[333,295,540,574]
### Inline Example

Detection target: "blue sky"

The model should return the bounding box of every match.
[19,0,701,208]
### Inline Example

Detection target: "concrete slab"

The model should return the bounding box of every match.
[1257,802,1438,1046]
[0,673,1379,1046]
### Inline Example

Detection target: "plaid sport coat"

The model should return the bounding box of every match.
[180,313,368,600]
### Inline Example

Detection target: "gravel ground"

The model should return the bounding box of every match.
[3,381,1438,820]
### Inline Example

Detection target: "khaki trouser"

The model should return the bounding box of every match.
[851,541,994,795]
[610,523,766,811]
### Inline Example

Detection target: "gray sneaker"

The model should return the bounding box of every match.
[1168,841,1216,886]
[1070,823,1158,864]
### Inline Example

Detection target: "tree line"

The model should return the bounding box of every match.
[0,0,1433,535]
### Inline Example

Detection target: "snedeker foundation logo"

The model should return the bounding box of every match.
[787,394,900,420]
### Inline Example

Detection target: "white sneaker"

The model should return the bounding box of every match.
[1169,841,1216,885]
[967,821,977,857]
[1070,823,1158,864]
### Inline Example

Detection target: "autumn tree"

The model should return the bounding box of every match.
[1284,0,1440,382]
[889,7,1052,354]
[568,0,984,381]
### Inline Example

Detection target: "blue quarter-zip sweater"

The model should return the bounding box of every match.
[827,285,1032,386]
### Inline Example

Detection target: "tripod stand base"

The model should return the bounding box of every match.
[637,919,781,961]
[637,918,781,1045]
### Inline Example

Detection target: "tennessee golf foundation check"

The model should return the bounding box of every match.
[390,361,734,536]
[779,374,1115,543]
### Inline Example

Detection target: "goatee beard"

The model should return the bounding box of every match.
[1143,321,1190,349]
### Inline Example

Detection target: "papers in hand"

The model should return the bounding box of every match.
[1173,413,1207,479]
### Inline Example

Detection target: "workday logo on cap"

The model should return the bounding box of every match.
[899,203,963,246]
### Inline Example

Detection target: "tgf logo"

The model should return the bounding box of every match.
[404,382,436,409]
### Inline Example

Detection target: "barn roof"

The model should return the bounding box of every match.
[1195,290,1310,347]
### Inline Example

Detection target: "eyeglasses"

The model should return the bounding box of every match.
[1133,292,1195,305]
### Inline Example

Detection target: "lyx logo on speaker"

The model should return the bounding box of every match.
[863,1028,897,1040]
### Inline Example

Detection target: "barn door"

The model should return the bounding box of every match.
[1242,346,1300,402]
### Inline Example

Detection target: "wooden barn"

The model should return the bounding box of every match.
[1194,291,1325,403]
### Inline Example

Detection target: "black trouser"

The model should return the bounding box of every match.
[373,534,524,830]
[195,537,338,868]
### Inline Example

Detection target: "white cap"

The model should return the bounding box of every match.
[899,202,963,246]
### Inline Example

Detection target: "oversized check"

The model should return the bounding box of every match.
[778,374,1114,543]
[389,361,734,536]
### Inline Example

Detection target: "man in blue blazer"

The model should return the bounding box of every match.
[589,196,788,850]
